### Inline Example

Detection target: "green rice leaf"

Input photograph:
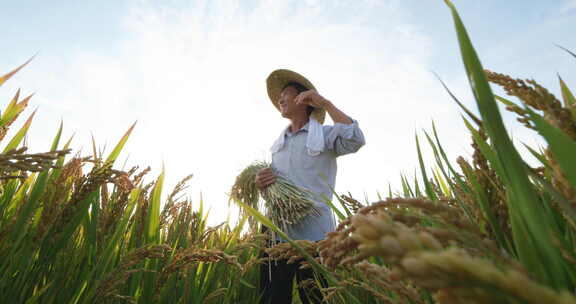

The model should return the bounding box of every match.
[41,190,97,264]
[558,75,576,119]
[430,121,476,220]
[529,170,576,228]
[82,189,141,302]
[3,109,36,153]
[105,121,136,165]
[413,170,422,197]
[416,133,436,200]
[525,107,576,190]
[400,173,414,197]
[423,128,454,198]
[434,167,451,197]
[445,0,571,288]
[495,95,517,107]
[320,193,346,220]
[49,120,63,152]
[321,174,352,218]
[0,89,20,127]
[24,282,52,304]
[147,169,164,244]
[523,143,550,170]
[434,71,482,127]
[50,133,74,181]
[423,127,448,180]
[556,44,576,60]
[4,165,48,260]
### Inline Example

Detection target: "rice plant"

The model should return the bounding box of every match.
[0,62,266,303]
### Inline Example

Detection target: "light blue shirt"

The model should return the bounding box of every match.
[270,119,365,241]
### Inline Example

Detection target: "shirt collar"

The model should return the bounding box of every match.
[284,122,310,136]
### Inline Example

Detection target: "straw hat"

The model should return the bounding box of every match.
[266,69,326,124]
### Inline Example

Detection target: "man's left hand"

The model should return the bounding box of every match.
[295,89,332,109]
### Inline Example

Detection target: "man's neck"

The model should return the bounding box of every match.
[289,116,310,133]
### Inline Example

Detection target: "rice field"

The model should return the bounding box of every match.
[1,1,576,303]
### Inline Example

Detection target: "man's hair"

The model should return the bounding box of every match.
[283,82,315,116]
[283,81,308,94]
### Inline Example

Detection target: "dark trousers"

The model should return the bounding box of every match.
[259,245,328,304]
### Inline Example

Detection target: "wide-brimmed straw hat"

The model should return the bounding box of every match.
[266,69,326,124]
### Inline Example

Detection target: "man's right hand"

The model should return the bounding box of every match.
[255,168,276,190]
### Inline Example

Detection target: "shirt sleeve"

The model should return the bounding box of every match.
[324,119,366,156]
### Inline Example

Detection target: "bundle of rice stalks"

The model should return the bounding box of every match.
[230,161,320,233]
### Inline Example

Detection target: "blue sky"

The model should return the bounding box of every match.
[4,1,574,81]
[1,0,575,224]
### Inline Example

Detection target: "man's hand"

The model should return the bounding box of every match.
[255,168,276,190]
[295,89,353,125]
[294,89,331,109]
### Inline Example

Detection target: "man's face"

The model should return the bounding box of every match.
[278,85,306,118]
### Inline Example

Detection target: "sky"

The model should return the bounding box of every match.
[1,0,575,225]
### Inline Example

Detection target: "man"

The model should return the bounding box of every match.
[256,69,365,304]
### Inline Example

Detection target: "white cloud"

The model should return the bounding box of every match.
[4,0,483,225]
